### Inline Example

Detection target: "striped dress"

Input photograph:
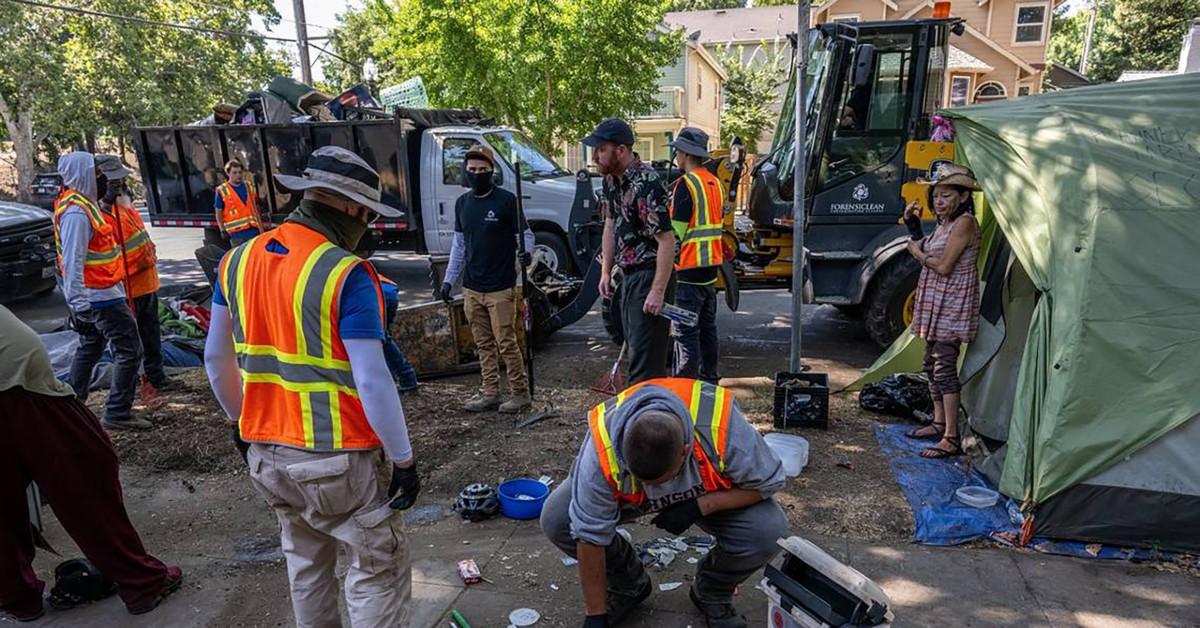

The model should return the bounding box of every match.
[912,214,980,343]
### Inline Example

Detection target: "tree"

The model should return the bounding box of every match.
[1047,2,1091,72]
[0,0,287,200]
[669,0,746,10]
[328,0,680,153]
[718,42,786,151]
[1085,0,1199,82]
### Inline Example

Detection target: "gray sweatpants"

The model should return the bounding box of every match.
[539,480,789,604]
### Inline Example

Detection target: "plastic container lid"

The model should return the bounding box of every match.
[955,486,1000,508]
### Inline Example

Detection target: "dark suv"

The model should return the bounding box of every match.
[30,172,63,210]
[0,201,57,301]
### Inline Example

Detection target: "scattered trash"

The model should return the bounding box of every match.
[560,556,578,566]
[513,411,559,430]
[955,486,1000,509]
[836,461,855,471]
[549,584,559,591]
[508,607,541,626]
[687,557,699,564]
[859,373,933,420]
[764,433,809,477]
[537,475,554,487]
[659,582,683,591]
[457,559,483,585]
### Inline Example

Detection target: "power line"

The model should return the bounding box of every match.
[3,0,298,42]
[179,0,334,32]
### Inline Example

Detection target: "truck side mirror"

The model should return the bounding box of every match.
[852,44,876,89]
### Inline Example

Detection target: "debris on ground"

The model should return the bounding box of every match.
[659,582,683,591]
[638,536,716,568]
[508,607,541,626]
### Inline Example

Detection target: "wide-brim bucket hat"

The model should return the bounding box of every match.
[916,159,982,191]
[274,146,400,217]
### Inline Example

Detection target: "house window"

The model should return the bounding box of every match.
[830,14,860,23]
[949,75,972,107]
[974,81,1008,102]
[697,78,702,102]
[1013,2,1049,45]
[1018,81,1033,97]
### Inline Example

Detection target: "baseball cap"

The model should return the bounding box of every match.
[464,144,496,168]
[582,118,636,148]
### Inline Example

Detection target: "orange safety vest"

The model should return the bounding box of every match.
[104,199,159,298]
[53,189,126,290]
[673,168,726,271]
[216,180,262,234]
[219,222,385,451]
[588,378,735,507]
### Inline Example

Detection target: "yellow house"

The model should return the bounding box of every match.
[560,36,727,171]
[812,0,1064,105]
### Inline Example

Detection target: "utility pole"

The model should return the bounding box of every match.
[789,0,811,373]
[1080,0,1098,76]
[293,0,314,85]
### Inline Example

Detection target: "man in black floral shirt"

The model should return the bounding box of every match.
[584,118,676,383]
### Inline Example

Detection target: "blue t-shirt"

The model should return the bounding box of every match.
[213,181,250,211]
[212,241,384,340]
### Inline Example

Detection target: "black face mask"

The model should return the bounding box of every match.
[466,171,494,195]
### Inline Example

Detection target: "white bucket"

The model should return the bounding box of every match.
[764,433,809,477]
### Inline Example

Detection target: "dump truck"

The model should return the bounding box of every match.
[733,17,964,346]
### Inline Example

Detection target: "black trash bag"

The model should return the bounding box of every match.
[859,373,933,420]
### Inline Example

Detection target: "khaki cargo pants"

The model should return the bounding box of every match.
[463,287,528,398]
[247,444,411,628]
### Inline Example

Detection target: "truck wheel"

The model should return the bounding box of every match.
[600,281,624,347]
[864,256,921,347]
[534,230,574,275]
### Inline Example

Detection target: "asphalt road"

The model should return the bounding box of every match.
[5,219,883,385]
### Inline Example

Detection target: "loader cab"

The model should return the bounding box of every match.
[745,18,958,345]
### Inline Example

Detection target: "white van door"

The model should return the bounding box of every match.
[422,134,480,255]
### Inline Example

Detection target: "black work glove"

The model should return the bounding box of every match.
[904,213,924,240]
[68,309,97,335]
[439,282,453,303]
[650,498,703,535]
[520,251,532,268]
[388,462,421,510]
[582,614,609,628]
[230,426,250,463]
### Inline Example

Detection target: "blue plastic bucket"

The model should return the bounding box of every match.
[497,478,550,520]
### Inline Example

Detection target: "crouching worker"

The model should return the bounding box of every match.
[541,378,789,628]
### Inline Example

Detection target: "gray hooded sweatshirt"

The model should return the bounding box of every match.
[568,384,786,546]
[57,152,125,313]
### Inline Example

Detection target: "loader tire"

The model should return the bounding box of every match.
[864,256,921,347]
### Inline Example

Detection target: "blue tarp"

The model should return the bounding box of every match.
[874,422,1191,564]
[874,423,1018,545]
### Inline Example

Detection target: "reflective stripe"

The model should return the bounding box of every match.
[224,245,249,344]
[309,390,334,450]
[123,228,151,251]
[85,246,121,264]
[710,385,727,472]
[320,256,360,363]
[238,353,356,388]
[593,402,621,487]
[683,228,724,240]
[296,245,351,360]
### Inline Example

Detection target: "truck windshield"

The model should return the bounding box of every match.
[484,130,569,180]
[768,29,832,196]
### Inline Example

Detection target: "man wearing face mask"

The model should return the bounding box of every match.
[54,152,147,431]
[441,144,535,414]
[95,155,174,391]
[204,146,420,627]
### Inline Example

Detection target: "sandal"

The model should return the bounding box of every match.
[906,422,945,441]
[920,434,962,459]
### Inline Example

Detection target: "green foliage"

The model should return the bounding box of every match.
[669,0,746,10]
[0,0,287,152]
[1088,0,1200,82]
[1050,0,1199,83]
[717,42,786,150]
[328,0,681,152]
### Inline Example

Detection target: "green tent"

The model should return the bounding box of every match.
[858,73,1200,552]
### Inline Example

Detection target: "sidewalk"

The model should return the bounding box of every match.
[15,487,1199,627]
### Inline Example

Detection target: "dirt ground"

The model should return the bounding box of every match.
[95,366,914,543]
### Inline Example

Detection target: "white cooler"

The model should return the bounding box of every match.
[758,536,893,628]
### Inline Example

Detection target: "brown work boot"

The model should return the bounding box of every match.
[498,394,532,414]
[689,587,748,628]
[463,394,501,412]
[102,416,152,431]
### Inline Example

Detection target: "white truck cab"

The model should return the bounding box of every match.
[420,125,592,273]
